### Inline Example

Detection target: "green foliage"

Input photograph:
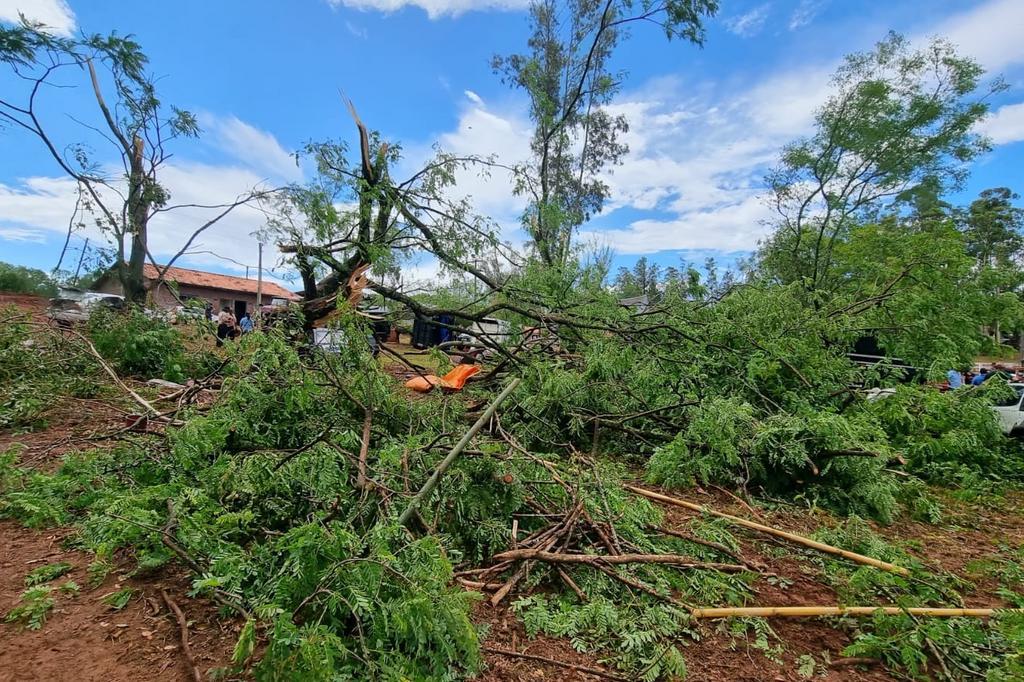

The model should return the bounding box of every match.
[842,612,1024,681]
[1,328,482,680]
[25,561,72,586]
[0,310,102,430]
[103,588,134,610]
[0,261,57,297]
[5,585,56,630]
[87,306,213,382]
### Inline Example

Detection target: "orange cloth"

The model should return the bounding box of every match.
[405,375,439,393]
[441,364,480,389]
[404,365,481,393]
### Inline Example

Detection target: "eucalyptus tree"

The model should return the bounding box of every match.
[0,19,265,303]
[493,0,718,267]
[764,32,1002,291]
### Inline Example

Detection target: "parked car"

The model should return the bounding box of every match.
[311,327,379,358]
[992,382,1024,437]
[47,291,124,325]
[171,304,206,323]
[867,382,1024,437]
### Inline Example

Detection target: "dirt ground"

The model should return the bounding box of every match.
[3,295,1023,681]
[7,402,1021,682]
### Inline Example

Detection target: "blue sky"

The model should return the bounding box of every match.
[1,0,1022,288]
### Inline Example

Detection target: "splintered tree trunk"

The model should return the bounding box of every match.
[123,135,151,304]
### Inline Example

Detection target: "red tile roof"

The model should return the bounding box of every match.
[142,264,300,300]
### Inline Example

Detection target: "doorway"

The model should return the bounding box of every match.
[234,300,247,319]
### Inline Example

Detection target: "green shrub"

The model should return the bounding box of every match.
[87,306,198,382]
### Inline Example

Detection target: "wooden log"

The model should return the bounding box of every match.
[490,548,747,572]
[625,485,910,576]
[689,606,1013,618]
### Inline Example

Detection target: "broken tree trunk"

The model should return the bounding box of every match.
[625,485,910,576]
[399,378,521,526]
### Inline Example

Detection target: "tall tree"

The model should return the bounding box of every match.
[764,32,1000,290]
[494,0,717,267]
[962,187,1024,268]
[0,19,263,303]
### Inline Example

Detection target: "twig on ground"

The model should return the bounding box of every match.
[483,646,625,681]
[159,589,201,682]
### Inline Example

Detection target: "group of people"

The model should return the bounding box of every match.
[214,306,254,346]
[946,365,1024,389]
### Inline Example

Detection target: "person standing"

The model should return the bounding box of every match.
[216,307,236,346]
[239,312,253,334]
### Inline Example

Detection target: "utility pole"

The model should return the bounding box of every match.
[256,242,263,327]
[73,237,89,286]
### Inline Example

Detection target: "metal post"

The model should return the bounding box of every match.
[73,237,89,286]
[256,242,263,328]
[256,242,264,306]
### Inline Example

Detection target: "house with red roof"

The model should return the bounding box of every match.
[94,264,300,319]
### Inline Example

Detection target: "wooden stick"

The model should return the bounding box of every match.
[399,378,521,526]
[556,567,588,602]
[491,548,747,572]
[651,525,753,568]
[625,485,910,576]
[71,329,159,416]
[491,503,580,606]
[159,589,202,682]
[483,646,624,681]
[689,606,1013,618]
[593,563,687,608]
[355,408,373,490]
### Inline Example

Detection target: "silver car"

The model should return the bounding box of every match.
[47,291,125,325]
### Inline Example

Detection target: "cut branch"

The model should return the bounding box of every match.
[625,485,910,576]
[490,549,747,572]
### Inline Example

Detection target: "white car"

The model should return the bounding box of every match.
[866,382,1024,437]
[992,382,1024,436]
[47,292,125,324]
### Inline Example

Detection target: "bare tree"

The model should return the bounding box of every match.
[0,19,269,302]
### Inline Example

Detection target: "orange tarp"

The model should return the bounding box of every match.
[405,364,481,393]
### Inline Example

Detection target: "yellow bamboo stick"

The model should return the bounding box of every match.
[624,485,910,576]
[689,606,1013,619]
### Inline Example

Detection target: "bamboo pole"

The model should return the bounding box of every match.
[624,485,910,576]
[399,378,521,526]
[690,606,1012,619]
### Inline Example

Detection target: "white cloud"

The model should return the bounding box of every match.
[0,227,47,243]
[327,0,528,19]
[0,0,75,36]
[401,94,532,236]
[788,0,825,31]
[979,101,1024,145]
[464,89,483,106]
[345,20,368,38]
[0,117,304,281]
[926,0,1024,72]
[724,4,771,38]
[581,194,771,254]
[200,114,302,183]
